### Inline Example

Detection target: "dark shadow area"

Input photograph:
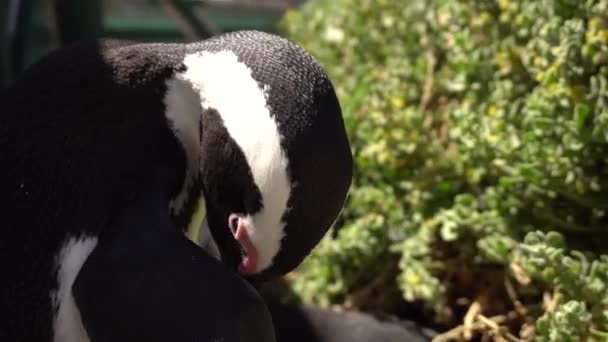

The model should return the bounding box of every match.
[257,280,437,342]
[264,297,436,342]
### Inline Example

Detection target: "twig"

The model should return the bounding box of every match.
[419,51,436,111]
[432,314,507,342]
[477,314,501,330]
[463,301,481,340]
[477,314,522,342]
[543,287,560,313]
[509,260,531,285]
[432,307,537,342]
[504,277,528,318]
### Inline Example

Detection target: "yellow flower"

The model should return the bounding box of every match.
[487,105,498,117]
[391,97,405,108]
[498,0,510,11]
[324,26,345,43]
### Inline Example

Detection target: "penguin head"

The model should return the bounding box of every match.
[170,31,352,279]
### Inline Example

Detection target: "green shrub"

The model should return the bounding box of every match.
[281,0,608,339]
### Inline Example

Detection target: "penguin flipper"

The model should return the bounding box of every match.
[72,190,275,342]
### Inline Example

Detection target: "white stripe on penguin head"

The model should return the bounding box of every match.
[180,50,291,273]
[164,76,202,215]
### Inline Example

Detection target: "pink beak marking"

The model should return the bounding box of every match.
[231,214,258,275]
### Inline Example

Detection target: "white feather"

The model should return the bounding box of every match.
[52,236,98,342]
[164,75,202,214]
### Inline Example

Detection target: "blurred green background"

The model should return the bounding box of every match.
[281,1,608,341]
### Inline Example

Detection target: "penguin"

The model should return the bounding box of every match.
[0,30,352,342]
[183,31,353,279]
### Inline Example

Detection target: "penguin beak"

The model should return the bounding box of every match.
[228,214,258,275]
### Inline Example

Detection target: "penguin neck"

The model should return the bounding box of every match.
[162,70,221,259]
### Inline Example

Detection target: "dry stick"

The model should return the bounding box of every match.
[463,301,481,340]
[504,276,538,340]
[543,287,560,314]
[419,51,436,111]
[509,260,531,286]
[504,277,529,318]
[477,314,522,342]
[432,321,487,342]
[432,309,528,342]
[463,300,520,342]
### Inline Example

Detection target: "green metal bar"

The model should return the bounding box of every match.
[5,0,39,84]
[104,17,181,33]
[168,0,216,39]
[54,0,102,45]
[204,7,281,33]
[103,17,185,42]
[0,1,8,88]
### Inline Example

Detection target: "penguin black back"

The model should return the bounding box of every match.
[0,40,190,341]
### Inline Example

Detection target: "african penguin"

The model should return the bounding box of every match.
[0,30,352,341]
[184,32,353,279]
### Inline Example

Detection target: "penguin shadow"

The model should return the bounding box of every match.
[255,280,437,342]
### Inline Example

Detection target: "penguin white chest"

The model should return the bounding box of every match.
[52,236,98,342]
